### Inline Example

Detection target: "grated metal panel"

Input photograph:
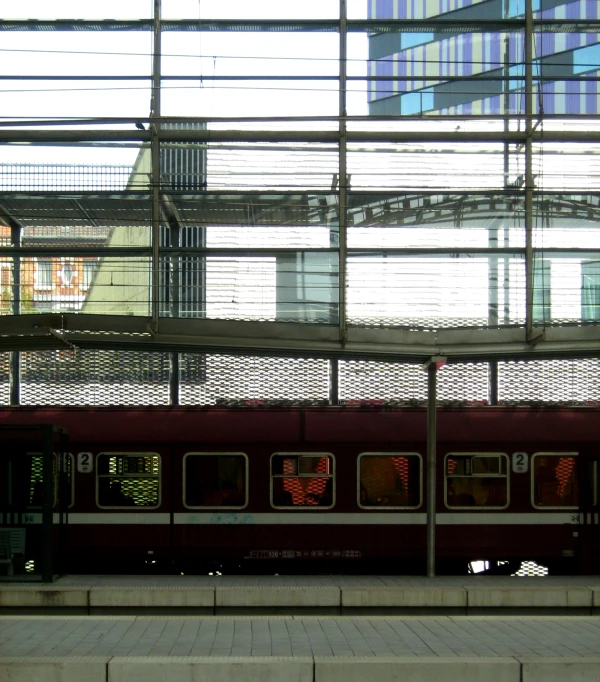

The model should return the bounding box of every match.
[498,359,600,405]
[339,361,428,405]
[438,363,489,404]
[0,353,8,405]
[0,164,132,192]
[512,561,549,577]
[20,349,169,406]
[180,353,329,405]
[8,353,600,406]
[339,361,489,405]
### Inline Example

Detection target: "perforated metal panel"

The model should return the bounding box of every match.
[438,363,489,404]
[0,353,8,405]
[8,352,600,406]
[339,361,427,405]
[498,359,600,405]
[180,354,329,405]
[20,349,169,406]
[513,561,549,577]
[339,361,489,405]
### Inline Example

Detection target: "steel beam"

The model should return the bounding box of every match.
[425,357,445,577]
[3,18,598,32]
[4,129,600,143]
[9,223,21,406]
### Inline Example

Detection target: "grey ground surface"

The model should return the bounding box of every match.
[1,615,600,658]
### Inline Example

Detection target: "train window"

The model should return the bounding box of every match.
[97,453,160,508]
[271,453,334,508]
[532,452,578,509]
[25,452,73,508]
[445,453,509,509]
[358,453,422,508]
[183,453,247,508]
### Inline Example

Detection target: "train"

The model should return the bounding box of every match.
[0,405,598,575]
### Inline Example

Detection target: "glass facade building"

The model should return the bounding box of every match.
[368,0,600,116]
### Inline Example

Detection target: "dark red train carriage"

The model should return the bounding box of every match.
[0,405,598,575]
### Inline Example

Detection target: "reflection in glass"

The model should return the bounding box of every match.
[97,454,160,507]
[446,454,508,508]
[359,454,421,507]
[185,454,246,507]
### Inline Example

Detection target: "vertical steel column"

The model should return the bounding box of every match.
[9,224,21,406]
[169,222,181,406]
[41,426,54,583]
[488,222,499,406]
[425,357,444,577]
[524,0,535,341]
[329,359,339,406]
[338,0,348,344]
[150,0,162,333]
[489,362,499,405]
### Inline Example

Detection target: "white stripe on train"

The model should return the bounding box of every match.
[49,512,580,525]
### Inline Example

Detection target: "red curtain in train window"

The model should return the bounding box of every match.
[282,456,330,506]
[360,456,414,506]
[535,455,578,506]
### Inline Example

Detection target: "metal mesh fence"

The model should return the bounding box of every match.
[20,349,169,406]
[512,561,550,577]
[0,164,132,192]
[438,363,489,404]
[4,352,600,406]
[339,361,427,404]
[498,359,600,405]
[180,353,330,405]
[339,361,488,405]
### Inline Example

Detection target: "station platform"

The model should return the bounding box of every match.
[1,574,600,614]
[1,613,600,682]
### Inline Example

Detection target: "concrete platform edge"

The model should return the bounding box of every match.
[3,655,600,682]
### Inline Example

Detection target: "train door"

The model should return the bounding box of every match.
[579,457,600,574]
[0,425,68,581]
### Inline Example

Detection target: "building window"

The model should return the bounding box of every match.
[59,261,75,287]
[358,453,422,508]
[82,260,97,290]
[97,453,160,508]
[183,453,247,508]
[445,453,509,508]
[532,453,578,508]
[581,261,600,322]
[271,453,334,508]
[35,260,53,290]
[533,260,551,324]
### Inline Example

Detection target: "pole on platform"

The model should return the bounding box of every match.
[9,223,21,406]
[150,0,162,334]
[425,356,445,577]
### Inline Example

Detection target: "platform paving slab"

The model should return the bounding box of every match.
[521,658,600,682]
[0,656,107,682]
[341,586,466,609]
[216,586,340,609]
[89,586,214,610]
[2,616,600,681]
[109,656,314,682]
[2,576,600,613]
[466,587,593,609]
[314,657,520,682]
